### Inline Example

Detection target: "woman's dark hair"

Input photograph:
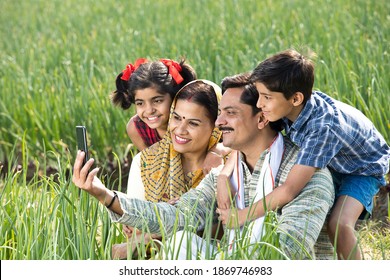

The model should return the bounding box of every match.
[175,81,219,124]
[110,59,197,110]
[221,72,284,132]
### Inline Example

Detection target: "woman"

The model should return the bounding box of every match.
[73,80,224,259]
[127,80,222,202]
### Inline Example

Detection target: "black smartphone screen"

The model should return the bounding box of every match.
[76,125,89,165]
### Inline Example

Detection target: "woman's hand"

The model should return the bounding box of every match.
[72,150,107,204]
[203,143,231,175]
[167,196,180,205]
[202,151,224,175]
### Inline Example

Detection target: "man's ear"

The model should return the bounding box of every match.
[291,92,305,106]
[257,112,269,130]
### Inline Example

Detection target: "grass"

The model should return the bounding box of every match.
[0,0,389,259]
[1,143,389,260]
[358,220,390,260]
[0,145,280,260]
[0,145,120,260]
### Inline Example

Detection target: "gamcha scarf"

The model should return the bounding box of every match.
[228,132,284,249]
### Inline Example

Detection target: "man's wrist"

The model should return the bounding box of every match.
[105,191,118,209]
[101,190,114,206]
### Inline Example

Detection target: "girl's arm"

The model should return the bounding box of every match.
[127,116,148,151]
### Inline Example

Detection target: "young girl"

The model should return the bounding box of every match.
[110,58,197,151]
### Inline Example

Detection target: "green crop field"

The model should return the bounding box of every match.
[0,0,389,260]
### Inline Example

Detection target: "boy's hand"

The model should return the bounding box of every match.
[216,151,238,209]
[217,175,233,210]
[216,207,247,228]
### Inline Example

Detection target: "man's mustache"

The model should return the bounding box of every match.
[218,127,234,132]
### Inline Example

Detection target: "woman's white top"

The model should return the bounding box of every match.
[126,152,146,200]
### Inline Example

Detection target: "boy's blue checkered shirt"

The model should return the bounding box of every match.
[283,91,390,177]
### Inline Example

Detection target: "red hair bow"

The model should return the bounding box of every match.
[160,59,184,84]
[121,58,148,81]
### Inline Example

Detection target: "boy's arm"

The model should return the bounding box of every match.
[216,151,238,209]
[218,164,317,227]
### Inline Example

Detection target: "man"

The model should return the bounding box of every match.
[73,73,335,259]
[167,73,336,259]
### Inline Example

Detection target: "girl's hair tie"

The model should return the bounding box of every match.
[120,58,148,81]
[160,59,184,84]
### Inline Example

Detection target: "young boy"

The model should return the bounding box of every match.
[238,49,389,259]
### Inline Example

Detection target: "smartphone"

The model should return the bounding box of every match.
[76,125,89,165]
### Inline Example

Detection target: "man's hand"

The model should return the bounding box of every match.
[123,225,134,238]
[72,150,107,203]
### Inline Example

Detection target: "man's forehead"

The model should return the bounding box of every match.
[220,87,245,108]
[222,87,243,99]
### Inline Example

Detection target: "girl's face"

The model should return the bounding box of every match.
[134,88,172,130]
[170,99,214,156]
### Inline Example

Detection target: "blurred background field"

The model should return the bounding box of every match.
[0,0,389,259]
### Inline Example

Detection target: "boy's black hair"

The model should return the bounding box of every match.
[251,49,315,103]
